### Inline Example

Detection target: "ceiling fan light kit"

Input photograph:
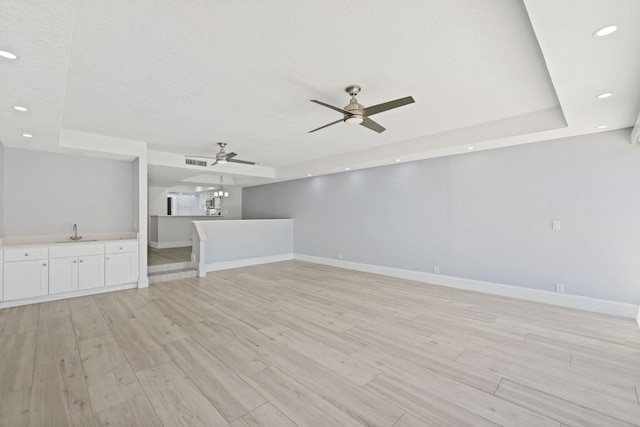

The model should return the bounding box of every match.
[309,85,415,133]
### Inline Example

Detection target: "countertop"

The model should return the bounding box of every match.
[1,232,138,247]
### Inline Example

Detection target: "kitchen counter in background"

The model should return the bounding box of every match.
[149,215,227,249]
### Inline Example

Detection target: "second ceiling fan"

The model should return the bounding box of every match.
[186,143,256,166]
[309,85,415,134]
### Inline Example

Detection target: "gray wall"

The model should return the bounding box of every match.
[4,148,134,235]
[0,143,4,236]
[243,129,640,304]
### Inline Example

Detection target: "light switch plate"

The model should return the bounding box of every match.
[552,220,561,230]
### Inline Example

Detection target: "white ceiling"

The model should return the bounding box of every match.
[1,0,639,189]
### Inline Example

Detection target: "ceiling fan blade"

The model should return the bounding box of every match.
[225,152,237,160]
[228,158,256,165]
[310,100,351,115]
[360,117,386,133]
[363,96,415,116]
[308,118,344,133]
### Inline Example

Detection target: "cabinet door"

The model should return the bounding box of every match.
[105,252,138,286]
[4,260,49,301]
[49,257,79,294]
[78,255,105,290]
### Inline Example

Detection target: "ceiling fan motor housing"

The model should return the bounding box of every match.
[344,97,364,124]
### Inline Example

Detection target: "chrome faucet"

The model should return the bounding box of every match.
[70,223,82,241]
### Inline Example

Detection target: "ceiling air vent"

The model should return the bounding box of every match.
[185,158,207,167]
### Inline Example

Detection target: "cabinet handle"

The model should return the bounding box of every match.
[119,247,123,250]
[106,257,110,260]
[73,260,77,263]
[24,253,29,256]
[79,260,84,263]
[42,263,47,267]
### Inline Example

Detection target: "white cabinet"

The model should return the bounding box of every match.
[105,242,138,286]
[49,254,105,294]
[1,239,138,304]
[49,244,105,294]
[3,247,49,301]
[49,256,79,294]
[79,255,105,290]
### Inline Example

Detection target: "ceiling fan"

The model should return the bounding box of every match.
[309,85,415,134]
[185,143,256,166]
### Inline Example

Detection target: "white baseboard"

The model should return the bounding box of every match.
[205,253,294,273]
[149,240,192,249]
[137,277,149,288]
[294,254,640,320]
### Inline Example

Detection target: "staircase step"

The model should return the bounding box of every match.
[148,268,197,284]
[148,261,192,274]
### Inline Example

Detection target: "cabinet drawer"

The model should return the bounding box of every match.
[105,241,138,254]
[50,244,104,258]
[4,246,49,262]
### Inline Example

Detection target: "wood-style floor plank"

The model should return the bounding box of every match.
[0,387,31,427]
[78,333,145,413]
[69,301,111,341]
[230,402,297,427]
[0,305,39,336]
[246,367,363,427]
[0,260,638,426]
[136,361,230,427]
[94,394,163,427]
[495,378,637,427]
[260,323,380,386]
[164,337,267,422]
[29,353,95,427]
[0,331,36,395]
[35,315,77,366]
[108,318,171,372]
[38,299,70,322]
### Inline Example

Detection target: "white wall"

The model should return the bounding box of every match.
[243,129,640,304]
[0,143,4,237]
[133,158,140,231]
[148,186,169,216]
[4,148,135,236]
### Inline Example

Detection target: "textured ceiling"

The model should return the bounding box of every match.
[1,0,639,188]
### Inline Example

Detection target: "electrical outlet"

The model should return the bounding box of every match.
[338,252,343,259]
[434,265,440,274]
[555,283,565,293]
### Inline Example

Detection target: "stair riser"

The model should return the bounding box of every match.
[148,270,197,284]
[148,261,193,274]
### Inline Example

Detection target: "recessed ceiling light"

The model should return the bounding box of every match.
[0,50,18,59]
[595,92,613,99]
[596,125,608,129]
[12,105,28,112]
[593,24,618,37]
[345,167,350,170]
[395,159,401,162]
[467,146,474,150]
[22,133,33,138]
[307,173,312,176]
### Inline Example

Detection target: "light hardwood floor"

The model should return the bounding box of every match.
[0,260,639,426]
[147,246,191,266]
